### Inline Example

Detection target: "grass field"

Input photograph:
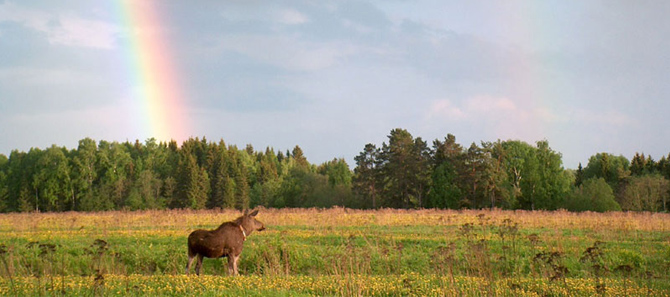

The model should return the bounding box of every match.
[0,208,668,296]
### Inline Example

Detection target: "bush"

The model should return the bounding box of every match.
[566,178,621,212]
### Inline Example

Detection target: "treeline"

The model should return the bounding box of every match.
[0,137,354,212]
[352,129,670,212]
[0,129,668,213]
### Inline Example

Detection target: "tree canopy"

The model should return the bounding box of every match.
[0,130,668,212]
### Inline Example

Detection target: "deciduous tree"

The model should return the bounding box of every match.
[619,175,669,212]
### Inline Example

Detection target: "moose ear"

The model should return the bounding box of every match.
[243,209,249,216]
[249,209,259,217]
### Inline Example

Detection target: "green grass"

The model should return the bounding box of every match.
[0,208,669,296]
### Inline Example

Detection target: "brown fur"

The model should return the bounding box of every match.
[186,209,265,276]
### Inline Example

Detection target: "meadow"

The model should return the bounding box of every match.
[0,208,668,296]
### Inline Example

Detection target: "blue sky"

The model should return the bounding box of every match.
[1,1,669,168]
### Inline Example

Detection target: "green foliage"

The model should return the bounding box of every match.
[352,144,380,209]
[482,141,511,209]
[614,249,645,270]
[355,129,431,209]
[460,143,490,208]
[388,130,429,208]
[0,155,9,212]
[129,170,164,210]
[426,162,462,209]
[0,137,355,212]
[574,163,584,187]
[495,140,571,210]
[566,178,621,212]
[34,145,72,211]
[1,129,670,213]
[318,158,352,187]
[173,153,210,209]
[659,154,670,180]
[250,178,283,208]
[355,132,572,211]
[582,153,630,189]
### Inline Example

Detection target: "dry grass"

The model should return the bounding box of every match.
[1,207,667,232]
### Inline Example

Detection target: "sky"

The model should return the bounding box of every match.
[1,1,669,169]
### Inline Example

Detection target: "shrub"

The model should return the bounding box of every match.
[566,178,621,212]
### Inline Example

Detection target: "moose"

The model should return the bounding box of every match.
[186,209,265,276]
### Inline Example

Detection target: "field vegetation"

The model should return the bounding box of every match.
[0,208,668,296]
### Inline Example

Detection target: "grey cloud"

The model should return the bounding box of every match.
[2,0,670,168]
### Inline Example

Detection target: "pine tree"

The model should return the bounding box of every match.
[378,129,429,208]
[645,155,657,175]
[233,155,250,210]
[353,144,380,208]
[0,154,8,211]
[207,143,229,209]
[462,143,489,208]
[630,153,646,176]
[174,153,210,209]
[291,146,309,171]
[658,154,670,180]
[427,134,464,209]
[575,163,584,187]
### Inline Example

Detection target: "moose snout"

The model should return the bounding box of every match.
[258,224,266,231]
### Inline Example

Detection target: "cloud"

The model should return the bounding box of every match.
[214,34,358,71]
[2,1,667,169]
[430,96,524,121]
[571,109,635,127]
[47,15,118,49]
[465,96,517,113]
[427,95,563,142]
[278,9,309,25]
[427,93,637,149]
[0,66,108,87]
[428,99,465,120]
[0,65,121,116]
[2,101,143,154]
[0,2,118,49]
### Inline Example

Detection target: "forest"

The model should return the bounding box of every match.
[0,128,668,213]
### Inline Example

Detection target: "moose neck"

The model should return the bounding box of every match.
[232,216,252,236]
[239,225,247,241]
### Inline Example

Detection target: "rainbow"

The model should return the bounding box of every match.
[117,1,191,143]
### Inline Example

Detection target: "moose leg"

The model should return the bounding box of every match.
[227,256,234,275]
[186,253,195,275]
[195,254,204,276]
[232,255,240,275]
[227,254,240,276]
